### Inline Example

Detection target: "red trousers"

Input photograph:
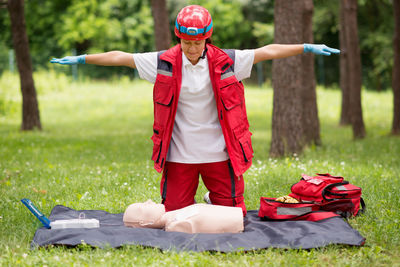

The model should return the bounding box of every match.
[160,160,247,216]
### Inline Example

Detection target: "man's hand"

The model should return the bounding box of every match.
[303,44,340,56]
[50,55,86,65]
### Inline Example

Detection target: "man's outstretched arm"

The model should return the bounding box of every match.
[253,44,340,64]
[51,51,136,68]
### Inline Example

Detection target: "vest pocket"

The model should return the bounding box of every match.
[233,126,253,163]
[154,76,174,106]
[154,76,174,127]
[219,78,244,110]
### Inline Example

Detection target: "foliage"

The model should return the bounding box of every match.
[313,0,394,89]
[0,0,153,78]
[0,0,396,89]
[358,0,394,91]
[0,76,399,265]
[241,0,275,47]
[56,0,112,51]
[54,0,154,79]
[0,42,11,74]
[251,22,274,47]
[24,0,72,68]
[313,0,340,86]
[196,0,251,49]
[57,0,154,54]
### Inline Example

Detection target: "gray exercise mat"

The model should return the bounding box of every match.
[31,205,365,252]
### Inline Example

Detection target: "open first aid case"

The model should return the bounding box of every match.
[21,198,99,229]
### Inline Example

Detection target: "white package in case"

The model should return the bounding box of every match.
[50,219,100,229]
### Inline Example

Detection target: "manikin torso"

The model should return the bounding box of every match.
[123,200,244,234]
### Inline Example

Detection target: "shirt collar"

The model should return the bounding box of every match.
[182,51,207,68]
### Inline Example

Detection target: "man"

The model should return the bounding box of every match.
[51,5,339,216]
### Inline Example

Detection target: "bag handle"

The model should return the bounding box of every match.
[261,210,339,222]
[322,181,350,201]
[316,173,344,179]
[301,173,344,184]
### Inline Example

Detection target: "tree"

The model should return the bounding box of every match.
[339,1,351,125]
[340,0,365,139]
[270,0,319,156]
[150,0,172,50]
[8,0,41,130]
[392,0,400,135]
[301,0,320,145]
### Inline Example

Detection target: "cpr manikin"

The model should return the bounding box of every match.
[123,200,244,234]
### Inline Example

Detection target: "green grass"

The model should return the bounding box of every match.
[1,72,399,266]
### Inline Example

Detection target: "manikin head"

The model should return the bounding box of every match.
[123,200,166,228]
[174,5,213,65]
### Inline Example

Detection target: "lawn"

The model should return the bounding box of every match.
[0,71,399,266]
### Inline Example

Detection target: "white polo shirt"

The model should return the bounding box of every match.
[133,49,254,163]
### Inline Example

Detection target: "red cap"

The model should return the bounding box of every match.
[174,5,213,41]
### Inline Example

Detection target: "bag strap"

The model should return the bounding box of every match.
[358,197,366,215]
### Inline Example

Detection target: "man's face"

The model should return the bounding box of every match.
[180,39,206,65]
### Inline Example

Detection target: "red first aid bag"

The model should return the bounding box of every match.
[289,173,365,217]
[289,173,344,202]
[258,173,366,221]
[258,197,340,221]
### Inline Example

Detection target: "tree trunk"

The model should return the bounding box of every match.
[339,0,351,125]
[270,0,305,157]
[8,0,41,131]
[342,0,365,139]
[392,0,400,135]
[301,0,321,146]
[150,0,172,51]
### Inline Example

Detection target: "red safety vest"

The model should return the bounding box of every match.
[151,44,253,176]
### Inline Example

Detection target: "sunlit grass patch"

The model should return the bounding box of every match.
[0,74,399,265]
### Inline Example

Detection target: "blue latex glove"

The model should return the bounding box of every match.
[303,44,340,56]
[50,55,86,65]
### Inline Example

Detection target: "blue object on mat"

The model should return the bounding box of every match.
[21,198,51,229]
[31,205,365,251]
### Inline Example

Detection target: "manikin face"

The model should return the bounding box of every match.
[123,200,166,228]
[180,39,206,65]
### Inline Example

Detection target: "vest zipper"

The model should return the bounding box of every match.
[240,143,249,163]
[156,141,162,163]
